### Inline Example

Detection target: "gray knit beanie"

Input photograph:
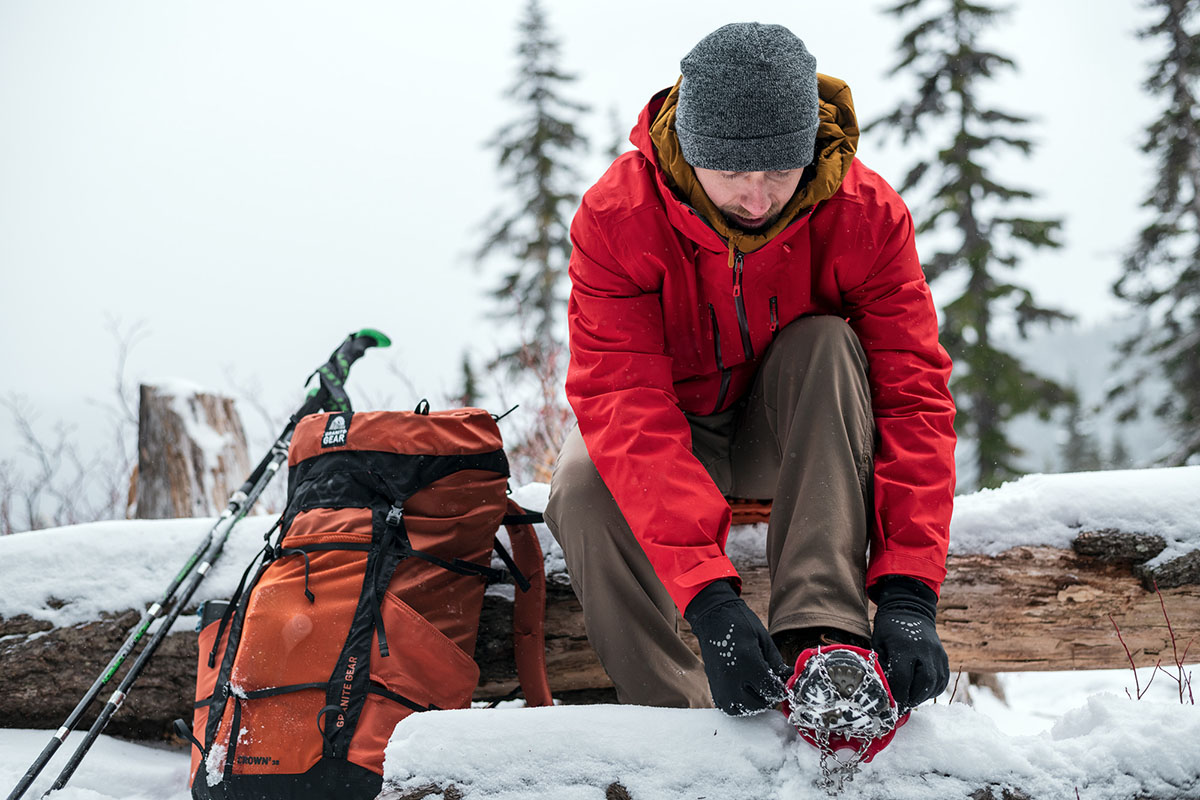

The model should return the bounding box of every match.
[676,22,819,172]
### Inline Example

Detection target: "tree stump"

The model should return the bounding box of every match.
[135,382,250,519]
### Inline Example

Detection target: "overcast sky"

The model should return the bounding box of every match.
[0,0,1162,463]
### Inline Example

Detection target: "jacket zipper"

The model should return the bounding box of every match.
[769,296,778,333]
[708,303,732,414]
[732,251,754,361]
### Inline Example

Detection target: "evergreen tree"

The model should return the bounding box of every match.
[869,0,1074,489]
[1059,392,1104,472]
[1108,433,1134,470]
[1112,0,1200,465]
[477,0,589,374]
[606,104,627,162]
[454,352,480,408]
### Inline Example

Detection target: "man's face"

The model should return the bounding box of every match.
[693,166,806,233]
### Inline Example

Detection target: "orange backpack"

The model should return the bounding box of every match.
[182,407,552,798]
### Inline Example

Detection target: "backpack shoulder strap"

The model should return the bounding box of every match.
[503,499,552,707]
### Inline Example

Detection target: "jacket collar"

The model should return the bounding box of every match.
[631,75,860,257]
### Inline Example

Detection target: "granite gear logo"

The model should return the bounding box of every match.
[321,412,352,447]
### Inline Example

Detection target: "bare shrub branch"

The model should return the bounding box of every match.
[1111,585,1195,704]
[1,319,145,532]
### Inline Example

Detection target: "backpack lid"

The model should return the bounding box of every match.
[289,408,505,467]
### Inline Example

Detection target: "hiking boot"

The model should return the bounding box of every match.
[773,627,872,667]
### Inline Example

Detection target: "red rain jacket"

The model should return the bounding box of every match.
[565,88,956,614]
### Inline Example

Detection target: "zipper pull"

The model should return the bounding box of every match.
[733,252,744,298]
[769,296,778,333]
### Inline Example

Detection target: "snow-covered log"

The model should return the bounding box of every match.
[472,541,1200,699]
[1,470,1196,736]
[134,381,250,519]
[0,517,272,738]
[1,532,1197,735]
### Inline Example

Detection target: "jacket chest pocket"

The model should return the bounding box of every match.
[697,262,754,367]
[760,245,817,341]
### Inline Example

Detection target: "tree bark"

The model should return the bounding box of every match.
[0,611,198,739]
[135,383,250,519]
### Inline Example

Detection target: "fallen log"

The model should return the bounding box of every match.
[2,536,1195,735]
[0,610,198,739]
[473,536,1200,700]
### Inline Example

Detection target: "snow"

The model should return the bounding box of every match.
[143,378,218,398]
[5,468,1191,631]
[1,471,1197,799]
[503,468,1200,583]
[0,516,276,630]
[379,696,1200,799]
[168,392,235,472]
[0,729,193,800]
[949,467,1200,567]
[725,466,1200,570]
[3,671,1193,800]
[509,482,550,514]
[505,481,568,585]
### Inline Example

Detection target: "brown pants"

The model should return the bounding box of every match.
[544,316,875,707]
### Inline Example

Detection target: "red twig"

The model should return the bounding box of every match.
[1152,581,1195,705]
[1109,614,1159,700]
[948,669,964,704]
[1113,585,1195,705]
[1156,582,1180,673]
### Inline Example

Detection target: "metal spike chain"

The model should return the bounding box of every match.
[786,648,899,794]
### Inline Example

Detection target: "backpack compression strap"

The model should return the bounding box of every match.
[504,499,552,707]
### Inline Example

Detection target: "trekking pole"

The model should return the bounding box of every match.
[6,329,390,800]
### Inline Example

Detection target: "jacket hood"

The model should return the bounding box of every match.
[638,74,860,256]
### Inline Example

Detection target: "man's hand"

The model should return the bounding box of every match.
[871,576,950,711]
[684,580,790,716]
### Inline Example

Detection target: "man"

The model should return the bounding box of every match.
[544,22,956,717]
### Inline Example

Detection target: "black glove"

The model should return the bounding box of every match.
[684,580,790,716]
[870,576,950,711]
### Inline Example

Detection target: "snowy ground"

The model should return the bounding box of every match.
[0,731,194,800]
[380,696,1200,800]
[3,672,1196,799]
[2,468,1197,798]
